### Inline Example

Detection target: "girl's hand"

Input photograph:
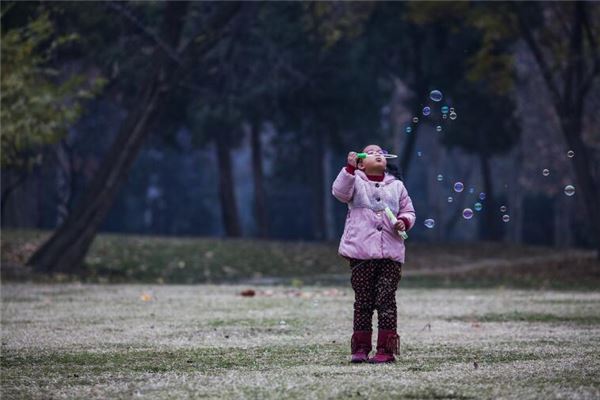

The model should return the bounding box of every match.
[347,151,358,167]
[394,220,406,232]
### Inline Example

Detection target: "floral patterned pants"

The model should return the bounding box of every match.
[350,258,402,331]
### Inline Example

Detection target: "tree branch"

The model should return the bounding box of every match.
[570,2,586,118]
[580,3,600,97]
[511,2,563,109]
[563,2,583,112]
[179,2,243,57]
[1,169,29,218]
[105,1,183,65]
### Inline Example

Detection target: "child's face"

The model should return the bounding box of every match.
[358,144,387,173]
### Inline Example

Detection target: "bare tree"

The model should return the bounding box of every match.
[514,2,600,255]
[27,2,242,273]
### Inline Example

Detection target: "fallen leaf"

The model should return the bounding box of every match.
[140,293,153,302]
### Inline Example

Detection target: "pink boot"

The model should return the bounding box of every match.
[368,330,399,363]
[350,331,372,363]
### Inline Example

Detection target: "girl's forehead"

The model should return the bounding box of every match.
[363,145,382,152]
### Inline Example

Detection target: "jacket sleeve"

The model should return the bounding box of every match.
[332,167,355,203]
[397,183,416,230]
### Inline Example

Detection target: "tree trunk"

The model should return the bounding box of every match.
[557,2,600,254]
[35,166,44,228]
[323,147,335,240]
[1,170,28,224]
[512,147,524,244]
[400,31,428,178]
[216,131,242,237]
[312,130,327,240]
[55,139,73,227]
[250,120,269,238]
[26,2,190,273]
[479,153,502,241]
[444,157,475,238]
[425,135,445,241]
[516,1,600,256]
[399,121,417,179]
[560,114,600,252]
[554,195,572,248]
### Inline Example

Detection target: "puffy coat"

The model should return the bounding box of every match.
[332,167,416,263]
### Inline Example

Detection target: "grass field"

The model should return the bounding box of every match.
[1,229,599,398]
[2,229,599,289]
[2,284,599,399]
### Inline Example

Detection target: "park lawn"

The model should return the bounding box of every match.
[1,284,599,399]
[1,229,599,289]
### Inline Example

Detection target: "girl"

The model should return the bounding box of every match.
[332,144,416,363]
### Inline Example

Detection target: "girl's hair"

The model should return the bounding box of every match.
[386,163,404,181]
[358,145,404,181]
[356,157,404,180]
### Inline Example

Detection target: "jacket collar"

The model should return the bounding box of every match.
[355,169,396,184]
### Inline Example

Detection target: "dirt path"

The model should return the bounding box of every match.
[407,249,597,276]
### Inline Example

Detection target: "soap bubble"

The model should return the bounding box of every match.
[469,187,475,194]
[500,205,507,213]
[462,208,474,220]
[436,125,443,132]
[405,126,412,134]
[447,196,454,203]
[454,182,464,192]
[502,214,510,223]
[567,150,574,158]
[479,192,486,201]
[474,202,483,211]
[412,116,419,124]
[450,107,455,112]
[424,219,435,229]
[430,90,443,102]
[449,111,457,120]
[542,169,550,176]
[441,105,449,114]
[437,174,444,182]
[423,106,431,116]
[442,113,448,120]
[564,185,575,196]
[417,151,422,157]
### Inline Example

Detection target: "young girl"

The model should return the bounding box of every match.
[332,144,416,363]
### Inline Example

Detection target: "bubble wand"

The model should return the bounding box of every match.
[385,207,408,240]
[356,153,398,159]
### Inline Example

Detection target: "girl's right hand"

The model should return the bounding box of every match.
[347,151,358,167]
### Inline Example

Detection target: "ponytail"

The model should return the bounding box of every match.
[386,163,404,181]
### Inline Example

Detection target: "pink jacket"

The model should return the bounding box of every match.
[332,166,416,263]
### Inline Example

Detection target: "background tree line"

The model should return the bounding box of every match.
[1,1,599,274]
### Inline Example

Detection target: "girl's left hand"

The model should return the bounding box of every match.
[394,220,406,231]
